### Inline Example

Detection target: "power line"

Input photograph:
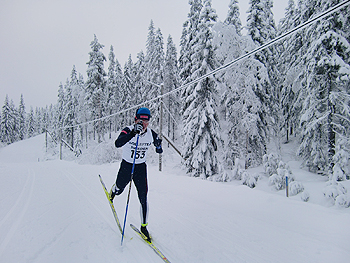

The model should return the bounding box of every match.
[164,0,350,98]
[56,0,350,131]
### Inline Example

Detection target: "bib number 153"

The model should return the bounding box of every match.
[131,150,146,159]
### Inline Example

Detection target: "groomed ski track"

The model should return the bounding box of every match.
[0,134,349,262]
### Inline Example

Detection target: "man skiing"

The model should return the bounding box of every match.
[109,107,163,241]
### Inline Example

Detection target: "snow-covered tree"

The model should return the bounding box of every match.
[114,57,124,108]
[70,66,84,151]
[213,21,269,169]
[332,136,350,181]
[297,0,350,174]
[106,46,118,139]
[63,78,75,148]
[224,0,242,35]
[246,0,276,151]
[85,35,107,143]
[75,73,86,150]
[133,50,146,116]
[164,35,180,141]
[27,106,35,138]
[39,107,48,135]
[120,55,135,126]
[277,0,298,143]
[179,0,203,83]
[18,94,26,140]
[0,95,16,144]
[278,0,297,32]
[37,108,45,136]
[58,65,82,150]
[56,82,65,136]
[144,21,165,124]
[46,103,56,139]
[247,0,276,62]
[145,19,156,83]
[181,0,223,179]
[287,0,328,138]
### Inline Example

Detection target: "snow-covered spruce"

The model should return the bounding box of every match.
[323,180,348,206]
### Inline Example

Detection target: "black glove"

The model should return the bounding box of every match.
[154,138,163,153]
[154,138,162,147]
[133,123,143,134]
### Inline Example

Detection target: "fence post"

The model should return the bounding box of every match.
[245,130,249,169]
[159,84,163,172]
[59,129,62,160]
[45,129,48,152]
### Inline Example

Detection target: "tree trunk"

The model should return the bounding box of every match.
[328,104,336,174]
[327,74,335,175]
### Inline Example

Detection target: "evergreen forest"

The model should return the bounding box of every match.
[1,0,350,183]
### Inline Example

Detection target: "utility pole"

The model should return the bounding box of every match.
[145,80,164,172]
[59,129,63,160]
[159,84,163,172]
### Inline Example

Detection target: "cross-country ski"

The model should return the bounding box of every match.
[99,174,123,234]
[130,223,171,263]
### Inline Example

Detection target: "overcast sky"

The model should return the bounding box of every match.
[0,0,289,109]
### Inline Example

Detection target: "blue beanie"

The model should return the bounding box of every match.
[135,107,151,120]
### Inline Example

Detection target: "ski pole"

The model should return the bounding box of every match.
[121,133,140,245]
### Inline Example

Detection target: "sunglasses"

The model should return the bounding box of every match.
[137,119,149,124]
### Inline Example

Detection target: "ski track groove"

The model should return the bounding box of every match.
[0,168,36,257]
[152,205,237,263]
[0,169,31,229]
[151,195,262,263]
[27,213,79,263]
[62,169,120,235]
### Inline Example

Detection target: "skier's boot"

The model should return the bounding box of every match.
[141,224,151,242]
[109,184,117,202]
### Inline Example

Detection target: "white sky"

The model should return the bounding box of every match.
[0,0,289,109]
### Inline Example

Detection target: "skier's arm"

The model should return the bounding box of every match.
[115,127,135,148]
[151,130,163,154]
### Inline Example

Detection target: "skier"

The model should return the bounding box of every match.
[109,107,163,241]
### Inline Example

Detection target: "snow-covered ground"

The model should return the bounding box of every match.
[0,134,349,263]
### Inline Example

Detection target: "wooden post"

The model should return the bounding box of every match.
[245,130,249,169]
[59,129,62,160]
[159,84,163,172]
[45,129,48,152]
[85,123,88,149]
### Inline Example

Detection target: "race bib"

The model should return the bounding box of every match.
[122,127,153,164]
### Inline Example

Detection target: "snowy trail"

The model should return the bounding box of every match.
[147,171,350,263]
[0,168,35,257]
[0,159,161,263]
[0,168,32,229]
[0,134,349,262]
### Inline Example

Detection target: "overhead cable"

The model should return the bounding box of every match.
[57,0,350,131]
